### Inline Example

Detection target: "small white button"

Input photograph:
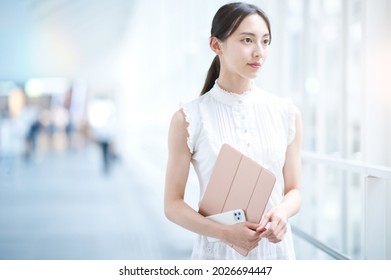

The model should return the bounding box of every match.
[238,100,243,104]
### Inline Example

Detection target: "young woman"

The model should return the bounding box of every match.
[164,2,302,259]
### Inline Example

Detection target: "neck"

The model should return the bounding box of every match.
[217,75,253,95]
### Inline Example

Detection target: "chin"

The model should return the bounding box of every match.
[246,73,259,80]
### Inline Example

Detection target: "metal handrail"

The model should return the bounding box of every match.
[302,151,391,180]
[292,151,391,259]
[291,225,350,260]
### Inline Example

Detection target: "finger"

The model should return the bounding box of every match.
[260,228,272,239]
[246,222,262,231]
[260,219,274,237]
[256,226,267,234]
[266,224,287,243]
[276,226,287,240]
[249,232,263,241]
[270,234,283,243]
[258,213,271,229]
[267,217,281,235]
[271,220,287,240]
[276,222,287,237]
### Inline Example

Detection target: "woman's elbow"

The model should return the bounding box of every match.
[164,199,177,222]
[164,204,173,221]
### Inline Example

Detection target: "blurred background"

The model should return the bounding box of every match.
[0,0,390,260]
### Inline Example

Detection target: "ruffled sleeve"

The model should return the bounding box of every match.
[181,100,201,154]
[287,101,299,145]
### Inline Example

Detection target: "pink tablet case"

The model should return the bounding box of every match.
[199,144,276,256]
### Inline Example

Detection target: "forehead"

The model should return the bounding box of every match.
[234,14,269,36]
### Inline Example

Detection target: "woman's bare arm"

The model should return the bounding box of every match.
[258,110,303,242]
[164,109,262,250]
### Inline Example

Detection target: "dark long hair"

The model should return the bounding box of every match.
[200,2,272,95]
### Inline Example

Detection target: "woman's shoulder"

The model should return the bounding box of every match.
[177,94,212,154]
[179,93,212,124]
[181,92,213,112]
[183,92,213,105]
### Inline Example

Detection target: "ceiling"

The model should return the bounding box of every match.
[0,0,135,81]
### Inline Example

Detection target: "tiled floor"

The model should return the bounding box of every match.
[0,145,195,260]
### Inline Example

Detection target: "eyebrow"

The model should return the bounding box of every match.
[239,32,270,37]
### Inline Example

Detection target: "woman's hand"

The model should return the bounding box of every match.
[222,222,263,251]
[257,207,288,243]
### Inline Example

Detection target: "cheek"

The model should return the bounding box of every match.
[234,47,251,60]
[262,48,270,59]
[240,51,252,64]
[231,56,247,69]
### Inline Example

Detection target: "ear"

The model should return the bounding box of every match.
[210,36,223,55]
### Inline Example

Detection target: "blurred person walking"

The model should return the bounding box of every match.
[88,97,117,175]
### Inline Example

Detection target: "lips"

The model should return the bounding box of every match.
[248,62,261,69]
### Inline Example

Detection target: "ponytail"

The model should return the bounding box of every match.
[200,55,220,96]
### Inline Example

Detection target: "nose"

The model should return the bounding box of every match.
[253,42,266,58]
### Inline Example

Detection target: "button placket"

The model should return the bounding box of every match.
[231,100,252,154]
[242,105,253,153]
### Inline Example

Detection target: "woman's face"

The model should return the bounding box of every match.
[219,14,270,81]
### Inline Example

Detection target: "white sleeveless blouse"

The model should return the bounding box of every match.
[182,81,298,259]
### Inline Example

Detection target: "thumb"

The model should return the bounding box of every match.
[257,213,271,231]
[245,222,262,231]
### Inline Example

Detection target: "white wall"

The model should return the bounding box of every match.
[112,0,391,259]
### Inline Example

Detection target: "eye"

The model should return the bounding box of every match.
[242,37,253,44]
[262,38,270,45]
